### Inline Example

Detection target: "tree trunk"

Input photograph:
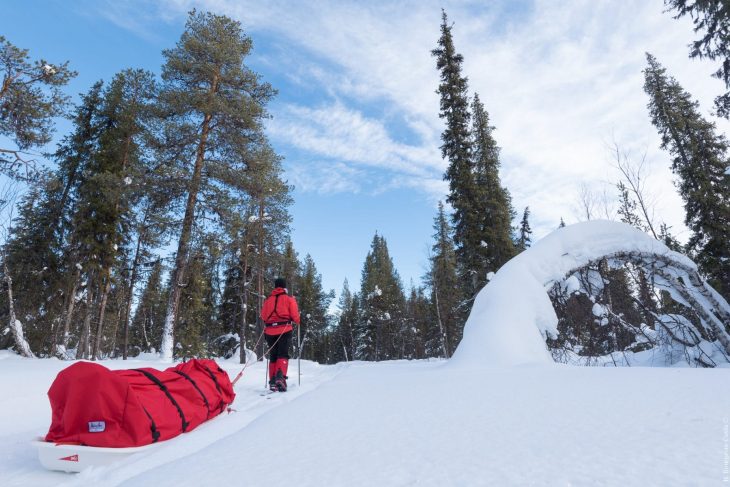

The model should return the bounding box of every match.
[92,272,112,360]
[61,267,80,358]
[76,282,95,360]
[161,111,215,361]
[256,197,265,361]
[123,227,146,359]
[432,278,450,359]
[239,246,249,364]
[108,304,123,358]
[4,262,34,358]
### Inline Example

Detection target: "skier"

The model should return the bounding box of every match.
[261,277,300,392]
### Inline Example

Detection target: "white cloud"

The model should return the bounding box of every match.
[267,101,443,189]
[111,0,729,241]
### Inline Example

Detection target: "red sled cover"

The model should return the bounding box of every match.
[44,359,235,447]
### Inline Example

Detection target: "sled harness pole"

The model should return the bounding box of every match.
[231,328,266,387]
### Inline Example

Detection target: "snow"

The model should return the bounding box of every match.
[0,353,727,486]
[591,302,606,317]
[1,221,728,485]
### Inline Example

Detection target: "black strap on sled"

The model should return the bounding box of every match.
[174,370,211,420]
[199,363,226,413]
[134,369,190,433]
[140,404,161,443]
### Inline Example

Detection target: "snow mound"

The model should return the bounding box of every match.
[451,220,693,367]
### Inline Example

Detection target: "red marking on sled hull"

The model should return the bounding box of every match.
[60,454,78,462]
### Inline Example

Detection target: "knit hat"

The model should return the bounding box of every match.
[274,277,287,289]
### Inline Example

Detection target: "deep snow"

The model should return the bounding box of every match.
[1,221,729,486]
[1,353,728,486]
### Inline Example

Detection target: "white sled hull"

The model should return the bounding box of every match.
[34,437,159,473]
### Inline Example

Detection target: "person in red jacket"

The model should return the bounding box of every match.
[261,277,300,392]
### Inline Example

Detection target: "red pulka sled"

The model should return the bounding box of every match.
[36,359,235,472]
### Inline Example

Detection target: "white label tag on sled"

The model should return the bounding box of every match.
[88,421,106,433]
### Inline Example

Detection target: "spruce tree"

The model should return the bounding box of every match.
[332,279,358,362]
[296,254,333,364]
[404,284,432,359]
[516,206,533,252]
[1,175,66,355]
[665,1,730,117]
[425,202,462,357]
[158,11,277,360]
[432,10,481,298]
[130,259,167,354]
[2,82,105,357]
[643,53,730,300]
[471,92,516,272]
[616,182,643,230]
[175,242,219,359]
[356,233,405,361]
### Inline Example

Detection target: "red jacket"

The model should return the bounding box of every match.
[261,287,300,336]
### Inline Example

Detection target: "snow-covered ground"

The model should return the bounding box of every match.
[1,352,729,486]
[2,221,729,486]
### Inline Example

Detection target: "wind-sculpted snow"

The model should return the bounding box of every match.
[451,220,729,367]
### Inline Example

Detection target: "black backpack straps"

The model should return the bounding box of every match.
[139,404,161,443]
[174,370,211,419]
[265,293,282,322]
[134,369,190,433]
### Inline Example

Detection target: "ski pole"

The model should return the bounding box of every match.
[297,323,301,386]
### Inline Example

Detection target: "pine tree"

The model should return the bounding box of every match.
[158,11,277,360]
[516,206,533,252]
[665,1,730,117]
[471,92,516,273]
[425,202,462,357]
[643,53,730,300]
[356,233,405,361]
[0,35,75,179]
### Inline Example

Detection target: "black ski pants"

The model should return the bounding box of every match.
[266,330,292,363]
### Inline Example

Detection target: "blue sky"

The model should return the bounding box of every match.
[2,0,728,299]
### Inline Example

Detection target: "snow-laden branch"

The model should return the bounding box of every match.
[451,220,730,367]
